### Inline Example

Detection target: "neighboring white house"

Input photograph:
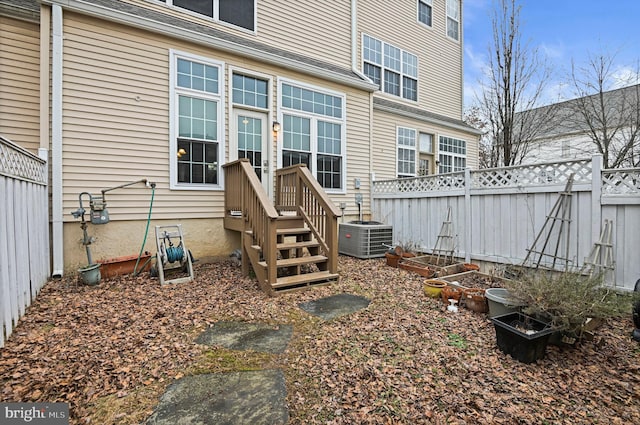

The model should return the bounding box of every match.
[520,84,640,168]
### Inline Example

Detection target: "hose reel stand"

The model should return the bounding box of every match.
[155,224,194,285]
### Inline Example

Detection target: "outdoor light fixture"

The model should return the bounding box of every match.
[272,121,281,133]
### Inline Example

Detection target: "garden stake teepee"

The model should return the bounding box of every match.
[580,219,615,280]
[522,174,574,271]
[432,207,455,265]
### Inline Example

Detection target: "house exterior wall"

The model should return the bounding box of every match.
[59,11,372,270]
[357,0,463,119]
[0,14,40,153]
[121,0,353,70]
[371,109,479,181]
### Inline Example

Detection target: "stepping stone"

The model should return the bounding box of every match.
[195,321,293,354]
[146,369,288,425]
[298,293,371,320]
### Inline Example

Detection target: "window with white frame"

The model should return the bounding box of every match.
[280,82,345,190]
[232,73,268,108]
[170,0,255,31]
[172,52,223,187]
[363,34,418,101]
[418,0,432,27]
[397,127,417,177]
[446,0,460,41]
[438,135,466,173]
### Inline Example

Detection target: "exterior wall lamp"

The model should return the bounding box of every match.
[272,121,281,134]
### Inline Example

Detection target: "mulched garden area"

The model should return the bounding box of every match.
[1,256,639,424]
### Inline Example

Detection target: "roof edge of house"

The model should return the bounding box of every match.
[40,0,378,92]
[373,98,483,136]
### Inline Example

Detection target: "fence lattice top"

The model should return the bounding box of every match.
[374,158,595,194]
[602,169,640,194]
[472,159,592,189]
[0,136,47,184]
[374,172,465,193]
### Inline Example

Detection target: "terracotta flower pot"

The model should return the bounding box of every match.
[462,288,489,313]
[385,252,401,268]
[423,279,448,298]
[463,263,480,272]
[441,285,462,304]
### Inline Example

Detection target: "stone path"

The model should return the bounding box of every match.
[146,293,370,424]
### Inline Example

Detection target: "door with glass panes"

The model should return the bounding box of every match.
[233,110,270,194]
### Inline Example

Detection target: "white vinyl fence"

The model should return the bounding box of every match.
[372,155,640,290]
[0,136,49,347]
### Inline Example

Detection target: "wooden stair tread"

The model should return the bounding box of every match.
[258,255,327,268]
[277,240,319,250]
[272,271,339,289]
[276,227,310,235]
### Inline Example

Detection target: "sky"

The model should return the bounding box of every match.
[463,0,640,110]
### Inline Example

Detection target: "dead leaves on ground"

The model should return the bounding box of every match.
[1,258,639,424]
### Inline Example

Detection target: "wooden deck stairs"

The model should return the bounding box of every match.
[223,160,341,295]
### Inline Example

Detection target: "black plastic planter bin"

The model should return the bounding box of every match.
[492,312,555,364]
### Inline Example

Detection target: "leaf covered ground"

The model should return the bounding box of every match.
[1,256,639,424]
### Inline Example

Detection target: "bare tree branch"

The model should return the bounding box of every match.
[568,52,640,168]
[474,0,555,168]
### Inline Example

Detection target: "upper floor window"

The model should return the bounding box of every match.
[438,135,466,173]
[170,0,255,31]
[418,0,432,27]
[171,52,224,189]
[446,0,460,41]
[363,35,418,101]
[397,127,417,177]
[280,81,346,191]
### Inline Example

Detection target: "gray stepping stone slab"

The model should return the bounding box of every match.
[298,293,371,320]
[195,321,293,354]
[146,369,288,425]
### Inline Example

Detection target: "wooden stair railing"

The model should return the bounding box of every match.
[223,159,278,292]
[275,164,342,275]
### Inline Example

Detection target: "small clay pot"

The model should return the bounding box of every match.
[385,252,401,268]
[441,285,462,304]
[463,263,480,272]
[462,288,489,313]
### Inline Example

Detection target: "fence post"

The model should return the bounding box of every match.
[590,154,603,255]
[464,167,472,263]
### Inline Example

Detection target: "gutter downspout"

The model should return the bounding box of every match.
[51,4,63,277]
[39,5,52,277]
[351,0,376,221]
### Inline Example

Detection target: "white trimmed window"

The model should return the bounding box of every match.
[363,34,418,101]
[280,81,346,191]
[446,0,460,41]
[418,0,433,27]
[438,135,466,173]
[169,0,255,31]
[171,52,224,189]
[397,127,417,177]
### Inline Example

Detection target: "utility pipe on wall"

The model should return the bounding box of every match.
[51,4,63,277]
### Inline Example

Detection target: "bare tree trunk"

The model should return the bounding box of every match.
[475,0,554,168]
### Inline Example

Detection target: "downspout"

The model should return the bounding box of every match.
[351,0,375,220]
[350,0,369,82]
[51,4,64,277]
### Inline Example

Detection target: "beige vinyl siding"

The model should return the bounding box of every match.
[341,89,372,217]
[122,0,352,69]
[0,16,40,153]
[60,12,371,223]
[371,109,478,180]
[358,0,463,119]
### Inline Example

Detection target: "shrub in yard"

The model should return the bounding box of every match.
[504,271,636,338]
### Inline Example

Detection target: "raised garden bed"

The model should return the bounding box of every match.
[399,255,465,277]
[441,271,513,290]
